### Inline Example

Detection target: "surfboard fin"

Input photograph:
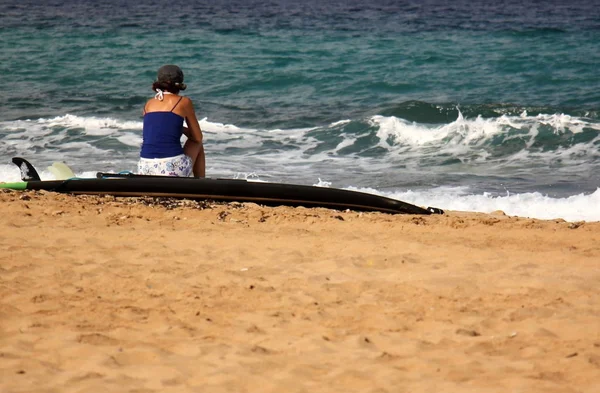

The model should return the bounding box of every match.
[49,162,76,180]
[12,157,41,181]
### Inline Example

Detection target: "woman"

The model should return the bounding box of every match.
[138,64,205,177]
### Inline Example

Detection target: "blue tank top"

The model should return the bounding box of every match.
[140,96,186,158]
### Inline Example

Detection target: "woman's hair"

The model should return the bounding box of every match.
[152,80,187,95]
[153,65,187,94]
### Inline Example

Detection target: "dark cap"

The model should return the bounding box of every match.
[157,65,184,84]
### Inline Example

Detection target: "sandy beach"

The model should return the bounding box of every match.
[1,189,599,393]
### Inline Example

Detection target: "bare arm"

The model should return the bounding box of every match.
[182,97,203,144]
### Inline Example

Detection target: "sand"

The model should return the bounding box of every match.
[1,189,599,393]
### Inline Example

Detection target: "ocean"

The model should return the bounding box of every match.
[1,0,599,221]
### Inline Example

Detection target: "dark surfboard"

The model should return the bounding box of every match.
[4,158,442,215]
[2,176,436,215]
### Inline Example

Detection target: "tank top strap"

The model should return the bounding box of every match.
[171,96,184,112]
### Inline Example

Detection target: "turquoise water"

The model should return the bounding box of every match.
[1,0,599,220]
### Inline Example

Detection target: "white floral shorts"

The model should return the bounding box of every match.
[138,154,193,177]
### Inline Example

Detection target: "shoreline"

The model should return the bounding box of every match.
[1,190,599,392]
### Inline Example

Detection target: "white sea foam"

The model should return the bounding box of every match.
[116,133,143,147]
[1,112,598,222]
[534,113,600,134]
[369,110,600,173]
[376,186,600,222]
[3,112,598,165]
[6,115,142,134]
[371,111,600,151]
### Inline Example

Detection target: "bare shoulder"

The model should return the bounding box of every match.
[180,96,197,112]
[143,98,155,112]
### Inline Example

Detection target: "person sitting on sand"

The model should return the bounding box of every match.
[138,65,205,177]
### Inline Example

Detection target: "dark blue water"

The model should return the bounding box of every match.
[1,0,599,220]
